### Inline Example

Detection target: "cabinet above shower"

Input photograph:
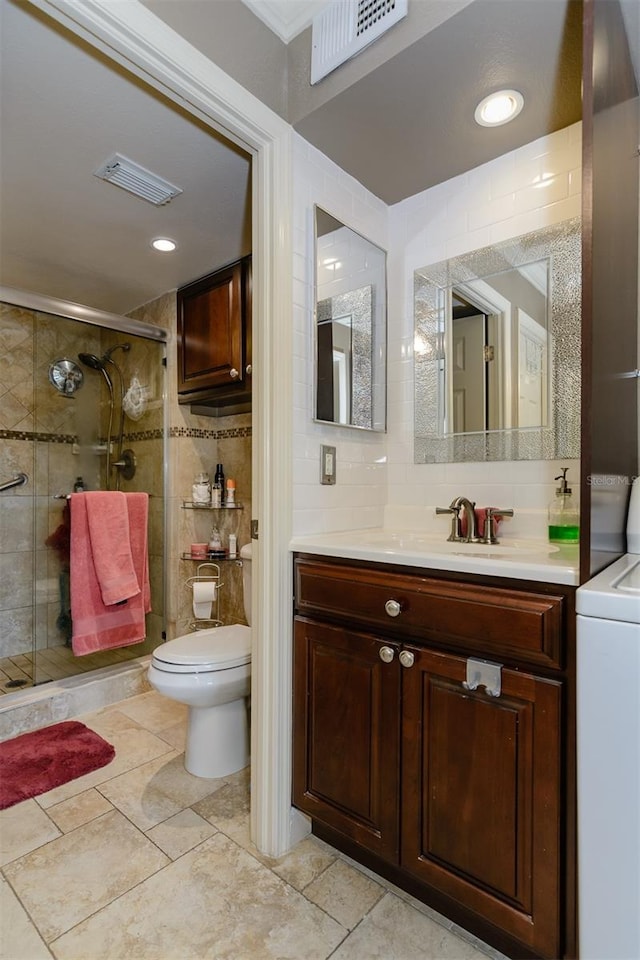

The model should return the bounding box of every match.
[177,255,252,416]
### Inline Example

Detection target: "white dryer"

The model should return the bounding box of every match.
[577,478,640,960]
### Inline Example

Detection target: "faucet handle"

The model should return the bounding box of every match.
[436,505,462,542]
[483,507,514,544]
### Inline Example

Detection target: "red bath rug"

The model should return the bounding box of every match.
[0,720,115,810]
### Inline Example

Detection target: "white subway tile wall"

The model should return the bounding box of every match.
[292,123,582,539]
[292,134,389,536]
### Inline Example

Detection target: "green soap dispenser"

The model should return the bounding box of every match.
[548,467,579,543]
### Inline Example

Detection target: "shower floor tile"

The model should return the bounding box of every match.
[0,642,155,695]
[0,691,507,960]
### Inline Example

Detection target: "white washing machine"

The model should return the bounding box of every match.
[577,478,640,960]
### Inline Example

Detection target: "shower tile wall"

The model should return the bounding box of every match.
[1,304,97,664]
[0,302,165,679]
[128,292,252,639]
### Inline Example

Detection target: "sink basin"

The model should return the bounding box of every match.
[344,530,560,560]
[290,526,578,586]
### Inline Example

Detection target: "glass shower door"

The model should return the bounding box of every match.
[33,313,166,686]
[0,301,37,692]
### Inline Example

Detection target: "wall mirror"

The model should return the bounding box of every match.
[414,218,581,462]
[314,206,387,431]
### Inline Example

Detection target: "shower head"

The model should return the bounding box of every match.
[78,352,106,371]
[103,342,131,361]
[78,353,114,398]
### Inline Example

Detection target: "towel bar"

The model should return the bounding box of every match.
[0,472,28,493]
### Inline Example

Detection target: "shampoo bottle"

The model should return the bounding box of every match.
[214,463,225,505]
[548,468,579,543]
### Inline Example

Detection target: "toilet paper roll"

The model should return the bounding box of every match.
[192,580,216,620]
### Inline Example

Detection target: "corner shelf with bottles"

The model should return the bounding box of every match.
[181,499,243,563]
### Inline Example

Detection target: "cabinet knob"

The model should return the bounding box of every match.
[229,368,239,379]
[399,650,415,669]
[245,364,252,376]
[385,599,402,618]
[379,646,395,663]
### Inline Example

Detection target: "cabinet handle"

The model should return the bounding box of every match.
[379,646,395,663]
[385,599,402,618]
[245,364,252,375]
[462,657,502,697]
[399,650,414,669]
[230,368,239,379]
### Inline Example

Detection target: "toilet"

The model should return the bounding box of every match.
[148,542,252,778]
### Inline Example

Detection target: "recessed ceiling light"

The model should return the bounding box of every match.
[151,237,177,252]
[474,90,524,127]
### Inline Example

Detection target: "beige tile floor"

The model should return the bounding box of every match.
[0,691,507,960]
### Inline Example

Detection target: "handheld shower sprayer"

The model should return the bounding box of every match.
[78,343,132,489]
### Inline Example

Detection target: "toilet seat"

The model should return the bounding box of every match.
[151,624,251,674]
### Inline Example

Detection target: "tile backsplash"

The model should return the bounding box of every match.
[291,134,388,536]
[292,122,583,541]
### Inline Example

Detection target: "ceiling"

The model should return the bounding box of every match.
[241,0,328,42]
[293,0,583,204]
[0,0,584,316]
[0,0,253,315]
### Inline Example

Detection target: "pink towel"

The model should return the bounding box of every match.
[70,492,151,656]
[459,507,502,539]
[84,492,140,605]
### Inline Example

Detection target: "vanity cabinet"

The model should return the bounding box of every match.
[293,555,573,960]
[177,255,252,410]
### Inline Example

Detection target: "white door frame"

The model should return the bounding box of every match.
[31,0,300,856]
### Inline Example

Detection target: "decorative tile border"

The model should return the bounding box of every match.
[170,426,252,440]
[0,429,76,444]
[1,425,252,444]
[124,429,166,443]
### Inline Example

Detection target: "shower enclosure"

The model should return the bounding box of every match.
[0,290,167,694]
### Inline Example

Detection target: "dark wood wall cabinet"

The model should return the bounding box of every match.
[177,255,252,414]
[293,554,576,960]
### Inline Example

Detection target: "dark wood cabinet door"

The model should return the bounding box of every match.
[401,646,562,959]
[177,258,247,396]
[293,616,401,861]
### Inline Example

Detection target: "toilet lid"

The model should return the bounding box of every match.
[152,624,251,673]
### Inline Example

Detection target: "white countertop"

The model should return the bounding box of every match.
[289,528,580,586]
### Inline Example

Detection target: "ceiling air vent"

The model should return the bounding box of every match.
[93,154,183,205]
[311,0,407,85]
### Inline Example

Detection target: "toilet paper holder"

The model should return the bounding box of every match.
[185,563,223,630]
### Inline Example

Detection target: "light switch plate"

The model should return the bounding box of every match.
[320,444,336,484]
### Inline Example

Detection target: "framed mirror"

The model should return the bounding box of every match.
[414,218,581,462]
[314,206,387,431]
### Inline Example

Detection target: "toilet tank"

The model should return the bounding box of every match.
[240,542,252,625]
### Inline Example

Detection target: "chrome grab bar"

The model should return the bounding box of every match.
[0,472,28,493]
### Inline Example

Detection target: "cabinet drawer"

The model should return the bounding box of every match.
[294,557,564,669]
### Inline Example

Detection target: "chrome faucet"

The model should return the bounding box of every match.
[436,499,515,544]
[436,496,479,542]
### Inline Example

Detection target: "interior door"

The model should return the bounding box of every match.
[451,313,486,432]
